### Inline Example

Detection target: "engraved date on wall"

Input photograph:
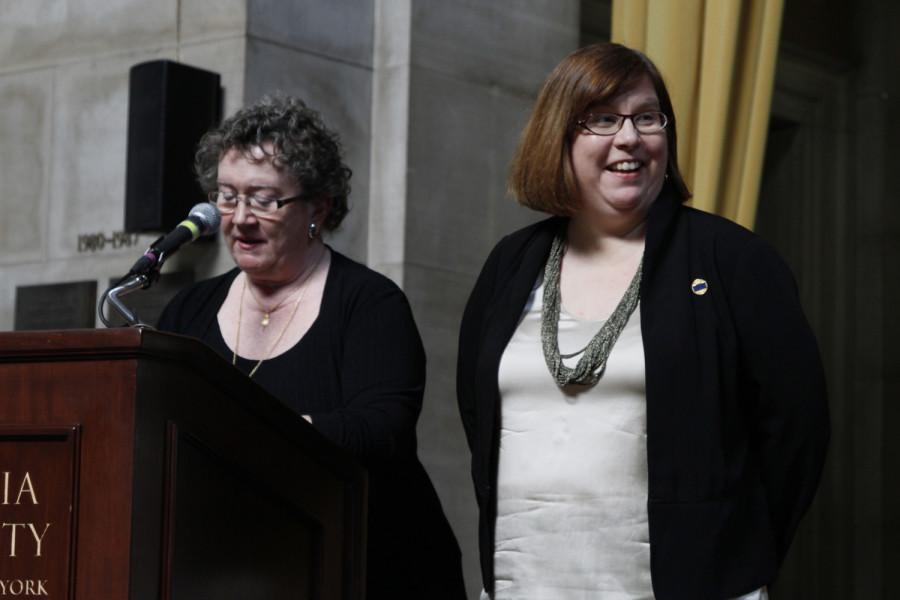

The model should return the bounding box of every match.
[77,231,141,253]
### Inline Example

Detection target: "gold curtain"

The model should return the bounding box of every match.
[611,0,784,229]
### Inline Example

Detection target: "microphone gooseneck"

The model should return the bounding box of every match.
[100,203,222,328]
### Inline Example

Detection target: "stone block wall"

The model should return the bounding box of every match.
[0,0,377,328]
[244,0,375,261]
[0,1,584,596]
[0,0,249,329]
[401,3,579,593]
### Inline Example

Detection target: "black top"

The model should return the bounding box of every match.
[159,250,466,598]
[457,186,830,600]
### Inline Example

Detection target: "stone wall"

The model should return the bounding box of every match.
[0,1,582,595]
[401,3,579,593]
[0,0,249,329]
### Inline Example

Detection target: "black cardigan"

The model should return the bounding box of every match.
[159,250,466,598]
[457,188,829,600]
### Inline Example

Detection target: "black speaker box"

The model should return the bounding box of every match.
[124,60,222,233]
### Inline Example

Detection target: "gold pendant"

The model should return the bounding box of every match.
[261,313,271,327]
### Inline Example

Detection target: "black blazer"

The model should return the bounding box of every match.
[159,250,467,599]
[457,188,829,600]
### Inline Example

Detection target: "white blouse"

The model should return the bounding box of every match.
[485,279,767,600]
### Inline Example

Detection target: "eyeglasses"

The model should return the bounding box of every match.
[577,111,668,136]
[208,190,304,217]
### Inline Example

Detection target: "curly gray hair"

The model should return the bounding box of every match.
[195,94,351,230]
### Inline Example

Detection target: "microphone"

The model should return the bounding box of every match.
[127,203,221,275]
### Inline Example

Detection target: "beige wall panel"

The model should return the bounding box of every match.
[411,0,578,95]
[247,0,374,68]
[403,5,579,595]
[368,59,410,283]
[0,0,176,70]
[244,40,372,263]
[406,67,537,276]
[0,68,52,265]
[179,0,247,42]
[403,262,482,596]
[405,55,565,600]
[0,1,70,68]
[489,90,547,242]
[178,38,248,123]
[47,50,170,262]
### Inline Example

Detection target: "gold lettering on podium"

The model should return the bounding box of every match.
[0,579,49,595]
[1,472,38,505]
[1,472,51,559]
[1,523,51,558]
[27,523,50,558]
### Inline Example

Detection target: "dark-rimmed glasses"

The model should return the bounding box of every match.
[208,190,304,217]
[577,111,668,136]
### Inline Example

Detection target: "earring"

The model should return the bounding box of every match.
[308,222,319,239]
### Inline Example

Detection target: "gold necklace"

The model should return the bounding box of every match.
[244,280,298,328]
[232,247,326,378]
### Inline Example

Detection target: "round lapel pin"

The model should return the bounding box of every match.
[691,278,709,296]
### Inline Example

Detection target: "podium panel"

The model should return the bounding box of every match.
[0,329,366,600]
[0,427,79,599]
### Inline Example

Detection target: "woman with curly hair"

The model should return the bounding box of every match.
[159,94,466,598]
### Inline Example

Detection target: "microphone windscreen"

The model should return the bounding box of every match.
[188,202,221,235]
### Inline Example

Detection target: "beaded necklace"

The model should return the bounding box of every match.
[540,231,643,387]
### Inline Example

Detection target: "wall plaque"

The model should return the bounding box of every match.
[14,282,97,331]
[0,427,80,599]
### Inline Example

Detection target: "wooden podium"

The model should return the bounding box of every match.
[0,329,366,599]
